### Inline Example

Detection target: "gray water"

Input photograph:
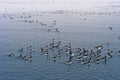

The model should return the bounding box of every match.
[0,1,120,80]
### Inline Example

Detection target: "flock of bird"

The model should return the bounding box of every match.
[2,12,60,33]
[8,38,120,66]
[2,10,120,66]
[2,10,120,35]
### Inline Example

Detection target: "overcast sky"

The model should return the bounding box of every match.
[0,0,119,12]
[0,0,119,3]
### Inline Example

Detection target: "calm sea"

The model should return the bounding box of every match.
[0,2,120,80]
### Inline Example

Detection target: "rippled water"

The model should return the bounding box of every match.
[1,2,120,80]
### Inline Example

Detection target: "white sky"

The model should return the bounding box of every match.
[0,0,119,12]
[0,0,119,3]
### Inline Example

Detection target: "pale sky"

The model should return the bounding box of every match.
[0,0,119,12]
[0,0,119,3]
